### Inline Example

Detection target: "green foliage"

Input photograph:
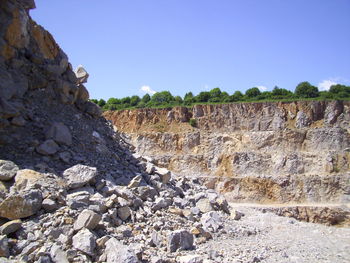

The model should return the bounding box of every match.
[107,97,121,105]
[189,118,197,127]
[92,81,350,112]
[245,87,261,98]
[184,92,194,105]
[174,96,183,104]
[97,99,106,107]
[141,94,151,103]
[130,95,141,106]
[295,82,319,98]
[329,84,350,99]
[150,91,174,105]
[195,91,210,102]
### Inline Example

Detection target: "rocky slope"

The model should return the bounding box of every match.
[0,1,235,262]
[105,101,350,225]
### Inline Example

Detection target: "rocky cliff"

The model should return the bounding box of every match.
[105,101,350,205]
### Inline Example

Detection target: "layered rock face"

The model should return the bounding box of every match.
[105,101,350,205]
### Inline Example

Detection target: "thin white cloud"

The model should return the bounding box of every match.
[318,79,338,91]
[256,85,267,91]
[140,85,156,95]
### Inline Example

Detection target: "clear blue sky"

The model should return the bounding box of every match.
[31,0,350,100]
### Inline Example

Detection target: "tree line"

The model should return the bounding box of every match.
[91,82,350,111]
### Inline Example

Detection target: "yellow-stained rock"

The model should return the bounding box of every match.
[1,44,16,60]
[31,22,59,60]
[15,169,45,191]
[5,9,30,49]
[0,191,42,220]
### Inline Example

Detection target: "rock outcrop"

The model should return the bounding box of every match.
[105,101,350,224]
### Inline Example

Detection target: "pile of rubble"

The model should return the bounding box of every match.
[0,156,236,262]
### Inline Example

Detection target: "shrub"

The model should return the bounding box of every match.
[189,118,197,127]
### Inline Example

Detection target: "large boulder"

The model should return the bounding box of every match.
[196,198,213,213]
[73,209,101,231]
[46,122,72,146]
[74,65,89,84]
[36,139,60,155]
[104,237,139,263]
[0,160,18,181]
[72,228,96,256]
[0,190,42,219]
[50,244,69,263]
[201,211,223,233]
[63,165,97,189]
[0,219,22,235]
[167,230,194,252]
[14,169,45,191]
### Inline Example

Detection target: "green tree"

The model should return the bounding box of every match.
[208,87,223,102]
[295,82,319,98]
[107,98,121,105]
[141,94,151,103]
[130,95,141,106]
[184,92,194,101]
[272,86,292,97]
[245,87,261,98]
[329,84,350,97]
[97,99,106,107]
[120,97,131,104]
[184,92,194,105]
[174,96,183,104]
[150,91,174,105]
[90,99,98,104]
[195,91,210,102]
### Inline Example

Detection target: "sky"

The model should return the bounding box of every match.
[31,0,350,100]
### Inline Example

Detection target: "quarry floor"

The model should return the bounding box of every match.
[190,206,350,263]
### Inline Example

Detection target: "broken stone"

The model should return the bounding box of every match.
[73,209,101,231]
[72,228,96,256]
[196,198,213,213]
[128,175,142,188]
[118,206,131,221]
[36,139,59,155]
[104,237,139,263]
[231,209,244,220]
[155,167,172,184]
[149,231,162,247]
[63,164,97,189]
[46,122,72,146]
[0,190,42,219]
[0,160,18,181]
[167,229,194,252]
[50,244,69,263]
[201,211,223,233]
[14,169,45,191]
[74,65,89,84]
[0,219,22,235]
[0,235,9,258]
[42,198,58,212]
